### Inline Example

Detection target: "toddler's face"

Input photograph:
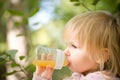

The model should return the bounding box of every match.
[64,35,99,74]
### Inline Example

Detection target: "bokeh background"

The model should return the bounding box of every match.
[0,0,120,80]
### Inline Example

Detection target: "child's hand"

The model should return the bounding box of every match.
[35,65,53,79]
[35,53,54,79]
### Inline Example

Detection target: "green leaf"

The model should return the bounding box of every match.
[16,33,25,37]
[7,9,24,16]
[29,7,39,17]
[95,0,118,13]
[23,17,28,25]
[117,3,120,11]
[11,63,20,67]
[70,0,79,2]
[0,59,6,65]
[19,56,25,60]
[0,53,6,59]
[74,2,81,6]
[92,0,100,5]
[7,50,18,59]
[14,21,21,27]
[25,64,35,72]
[2,70,17,77]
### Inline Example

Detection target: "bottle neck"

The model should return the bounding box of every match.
[54,49,65,69]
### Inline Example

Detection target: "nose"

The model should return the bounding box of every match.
[64,48,70,56]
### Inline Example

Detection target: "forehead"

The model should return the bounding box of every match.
[65,32,84,46]
[68,34,79,43]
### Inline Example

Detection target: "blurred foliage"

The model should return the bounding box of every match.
[0,49,35,80]
[70,0,120,13]
[0,0,39,80]
[0,0,120,80]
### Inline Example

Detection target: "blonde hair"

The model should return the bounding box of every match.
[64,11,120,77]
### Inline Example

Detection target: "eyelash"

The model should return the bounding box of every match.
[72,44,77,48]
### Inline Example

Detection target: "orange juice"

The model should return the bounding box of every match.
[34,46,67,69]
[33,59,68,68]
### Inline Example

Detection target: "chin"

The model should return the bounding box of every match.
[69,68,85,73]
[69,67,77,72]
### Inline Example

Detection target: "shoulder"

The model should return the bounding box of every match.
[83,72,120,80]
[116,78,120,80]
[83,71,105,80]
[71,72,105,80]
[69,72,120,80]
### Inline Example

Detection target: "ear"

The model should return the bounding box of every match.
[102,48,110,62]
[96,48,110,63]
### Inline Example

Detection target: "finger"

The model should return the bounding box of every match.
[46,65,54,73]
[41,53,46,60]
[41,65,54,79]
[47,54,52,60]
[36,66,46,75]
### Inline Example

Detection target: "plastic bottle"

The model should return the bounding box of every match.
[33,46,68,69]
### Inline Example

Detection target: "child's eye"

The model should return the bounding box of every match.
[72,44,77,48]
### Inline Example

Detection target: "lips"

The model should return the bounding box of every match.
[67,62,70,66]
[66,59,70,66]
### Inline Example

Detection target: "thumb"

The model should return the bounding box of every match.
[35,66,45,75]
[41,65,54,79]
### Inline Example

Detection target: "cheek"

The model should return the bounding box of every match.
[70,49,87,62]
[71,53,87,65]
[69,54,85,72]
[69,51,94,71]
[70,52,85,67]
[69,48,91,64]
